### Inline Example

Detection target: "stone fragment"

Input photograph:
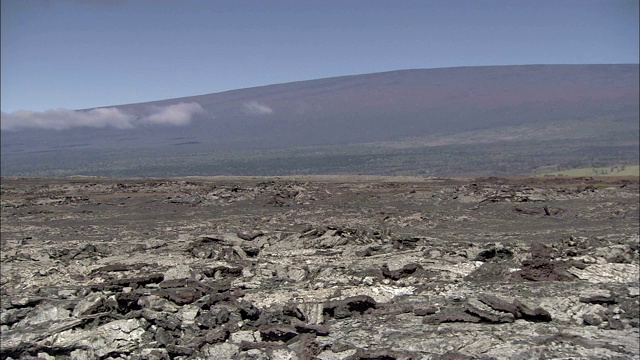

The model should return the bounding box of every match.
[513,299,552,322]
[413,306,438,316]
[155,287,203,305]
[14,302,70,328]
[463,300,515,323]
[582,312,603,326]
[259,325,298,342]
[239,301,261,320]
[72,293,105,317]
[166,344,194,357]
[299,303,324,324]
[381,263,422,280]
[202,266,243,278]
[138,295,180,313]
[477,293,520,317]
[203,342,239,358]
[291,319,330,336]
[474,247,513,262]
[422,308,482,324]
[205,327,230,343]
[324,295,377,319]
[579,290,617,305]
[57,318,148,358]
[514,259,575,281]
[283,304,306,321]
[140,348,170,360]
[154,327,175,346]
[237,230,264,241]
[108,273,164,287]
[0,307,31,326]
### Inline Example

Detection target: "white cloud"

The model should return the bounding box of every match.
[141,102,204,126]
[0,108,135,131]
[242,101,273,115]
[1,102,204,131]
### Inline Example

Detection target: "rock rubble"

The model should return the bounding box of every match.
[1,176,638,359]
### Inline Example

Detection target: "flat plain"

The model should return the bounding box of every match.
[1,175,638,359]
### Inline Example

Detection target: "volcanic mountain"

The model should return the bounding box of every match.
[1,64,638,176]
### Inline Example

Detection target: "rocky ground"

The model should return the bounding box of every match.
[0,175,638,360]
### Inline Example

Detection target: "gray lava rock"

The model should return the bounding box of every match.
[477,293,520,317]
[381,263,422,280]
[579,290,617,305]
[513,299,552,322]
[259,324,298,342]
[324,295,377,319]
[237,230,264,241]
[423,308,482,324]
[413,306,438,316]
[464,300,515,323]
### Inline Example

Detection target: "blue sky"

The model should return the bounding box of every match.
[1,0,638,113]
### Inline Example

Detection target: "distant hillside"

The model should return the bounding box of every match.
[1,64,638,177]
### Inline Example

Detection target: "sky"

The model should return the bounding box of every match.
[1,0,639,114]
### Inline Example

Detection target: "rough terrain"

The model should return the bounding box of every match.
[1,175,638,359]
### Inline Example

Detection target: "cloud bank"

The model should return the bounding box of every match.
[1,102,204,131]
[242,101,273,115]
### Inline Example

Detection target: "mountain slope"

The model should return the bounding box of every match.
[1,64,638,176]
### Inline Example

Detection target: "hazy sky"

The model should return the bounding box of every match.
[1,0,638,113]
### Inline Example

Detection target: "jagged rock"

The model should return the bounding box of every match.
[90,263,148,274]
[260,324,298,342]
[141,309,181,330]
[51,318,149,358]
[155,287,203,305]
[69,348,95,360]
[0,307,31,326]
[0,317,83,357]
[72,293,105,317]
[239,301,262,321]
[14,302,71,328]
[423,308,482,324]
[237,230,264,241]
[202,342,240,358]
[203,265,243,278]
[138,295,180,313]
[154,327,176,346]
[582,312,603,326]
[166,344,195,357]
[413,306,438,316]
[513,299,552,322]
[205,327,230,343]
[283,304,306,321]
[140,348,170,360]
[513,258,576,281]
[579,290,617,305]
[477,293,520,317]
[291,319,330,336]
[475,247,513,262]
[324,295,377,319]
[381,263,422,280]
[106,273,164,287]
[298,303,324,324]
[463,300,515,323]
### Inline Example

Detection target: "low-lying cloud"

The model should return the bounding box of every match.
[1,102,204,131]
[140,102,204,126]
[242,101,273,115]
